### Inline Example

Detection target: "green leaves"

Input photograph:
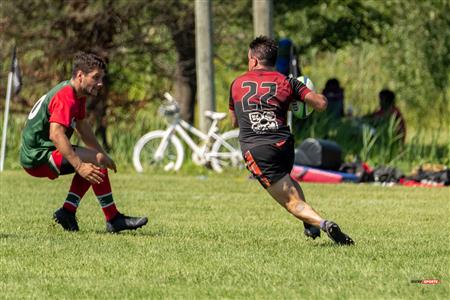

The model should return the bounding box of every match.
[1,0,448,137]
[275,0,390,53]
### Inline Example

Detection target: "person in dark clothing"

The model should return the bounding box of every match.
[365,89,406,142]
[323,78,345,120]
[229,36,354,245]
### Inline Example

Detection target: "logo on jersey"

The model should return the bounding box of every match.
[249,111,278,133]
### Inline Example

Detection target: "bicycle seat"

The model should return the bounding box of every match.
[204,111,227,120]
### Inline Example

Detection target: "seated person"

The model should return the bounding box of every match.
[364,89,406,142]
[322,78,344,119]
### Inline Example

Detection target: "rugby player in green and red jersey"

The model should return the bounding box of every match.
[229,36,354,245]
[20,52,147,233]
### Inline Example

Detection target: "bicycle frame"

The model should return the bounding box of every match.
[133,92,242,173]
[155,116,231,164]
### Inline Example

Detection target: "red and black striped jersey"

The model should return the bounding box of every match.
[229,70,311,152]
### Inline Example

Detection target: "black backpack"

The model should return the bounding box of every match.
[373,166,404,183]
[407,169,450,185]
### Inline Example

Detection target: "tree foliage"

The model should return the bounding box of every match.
[272,0,449,128]
[0,0,196,120]
[275,0,390,53]
[1,0,448,132]
[376,0,449,124]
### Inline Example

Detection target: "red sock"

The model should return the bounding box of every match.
[91,168,119,221]
[63,173,91,213]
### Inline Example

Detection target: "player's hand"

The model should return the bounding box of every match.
[96,153,117,173]
[76,162,105,184]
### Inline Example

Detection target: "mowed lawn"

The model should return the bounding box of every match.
[1,170,448,299]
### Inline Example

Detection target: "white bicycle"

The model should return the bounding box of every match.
[133,92,243,173]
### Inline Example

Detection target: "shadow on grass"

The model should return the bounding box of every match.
[92,228,166,237]
[308,241,356,248]
[45,222,165,237]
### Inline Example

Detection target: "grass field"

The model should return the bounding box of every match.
[1,170,449,299]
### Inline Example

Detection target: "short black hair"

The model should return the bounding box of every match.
[249,36,278,67]
[379,89,395,104]
[325,78,341,89]
[72,52,106,78]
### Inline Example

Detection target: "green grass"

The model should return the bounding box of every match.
[1,170,449,299]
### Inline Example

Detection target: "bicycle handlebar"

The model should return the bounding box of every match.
[159,92,180,117]
[164,92,175,102]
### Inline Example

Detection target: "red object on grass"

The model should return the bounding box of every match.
[291,165,342,183]
[399,178,444,188]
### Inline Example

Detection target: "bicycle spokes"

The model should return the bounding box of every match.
[140,136,180,171]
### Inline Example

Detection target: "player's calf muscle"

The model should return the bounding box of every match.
[285,199,305,214]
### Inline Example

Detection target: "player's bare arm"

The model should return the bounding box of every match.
[304,92,328,112]
[75,119,105,153]
[49,122,104,184]
[229,110,238,128]
[76,119,117,172]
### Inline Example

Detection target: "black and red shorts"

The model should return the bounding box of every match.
[243,137,294,189]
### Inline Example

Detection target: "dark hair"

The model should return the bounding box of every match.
[72,52,106,78]
[324,78,341,90]
[249,36,278,67]
[379,89,395,104]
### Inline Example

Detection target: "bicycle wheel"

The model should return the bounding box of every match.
[133,130,184,173]
[210,129,243,173]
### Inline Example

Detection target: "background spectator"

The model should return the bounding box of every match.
[364,89,406,142]
[323,78,344,120]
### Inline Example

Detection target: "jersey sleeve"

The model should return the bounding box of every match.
[287,77,312,102]
[229,80,236,111]
[48,91,73,128]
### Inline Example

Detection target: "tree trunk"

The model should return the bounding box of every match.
[170,12,197,124]
[174,59,196,124]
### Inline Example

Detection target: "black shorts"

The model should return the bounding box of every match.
[243,137,294,189]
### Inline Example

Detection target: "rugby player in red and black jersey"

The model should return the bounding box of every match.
[229,36,354,245]
[20,52,147,233]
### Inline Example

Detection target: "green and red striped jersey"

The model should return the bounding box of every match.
[20,80,86,168]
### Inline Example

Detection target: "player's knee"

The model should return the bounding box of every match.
[95,152,107,166]
[285,199,304,214]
